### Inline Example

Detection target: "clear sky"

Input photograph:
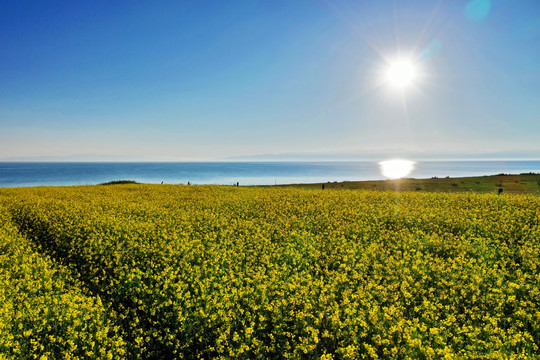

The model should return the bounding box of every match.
[1,0,539,161]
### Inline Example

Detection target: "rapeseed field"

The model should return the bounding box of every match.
[0,185,538,359]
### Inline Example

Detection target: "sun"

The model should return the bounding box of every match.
[386,59,418,88]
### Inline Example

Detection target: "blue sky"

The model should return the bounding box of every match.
[1,0,539,161]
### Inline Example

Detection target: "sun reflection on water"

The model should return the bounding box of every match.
[379,159,416,179]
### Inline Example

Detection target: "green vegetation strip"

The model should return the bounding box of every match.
[281,173,540,195]
[99,180,140,185]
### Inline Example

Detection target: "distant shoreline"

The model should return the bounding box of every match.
[1,173,539,195]
[1,161,540,188]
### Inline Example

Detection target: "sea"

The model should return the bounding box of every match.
[0,161,539,188]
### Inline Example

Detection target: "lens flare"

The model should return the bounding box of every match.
[379,159,416,179]
[465,0,492,21]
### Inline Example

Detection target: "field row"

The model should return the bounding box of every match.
[1,185,539,359]
[0,203,125,359]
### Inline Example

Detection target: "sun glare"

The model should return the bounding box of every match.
[379,159,416,179]
[386,59,417,88]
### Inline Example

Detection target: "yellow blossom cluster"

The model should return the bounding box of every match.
[0,185,539,359]
[0,205,125,359]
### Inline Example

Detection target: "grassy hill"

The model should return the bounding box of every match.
[279,173,540,195]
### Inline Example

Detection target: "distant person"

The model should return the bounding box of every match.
[498,188,503,195]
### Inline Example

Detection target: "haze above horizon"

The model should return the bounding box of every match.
[1,1,539,161]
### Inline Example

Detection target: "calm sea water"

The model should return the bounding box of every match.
[0,161,539,188]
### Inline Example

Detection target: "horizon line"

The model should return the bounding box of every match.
[2,158,540,163]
